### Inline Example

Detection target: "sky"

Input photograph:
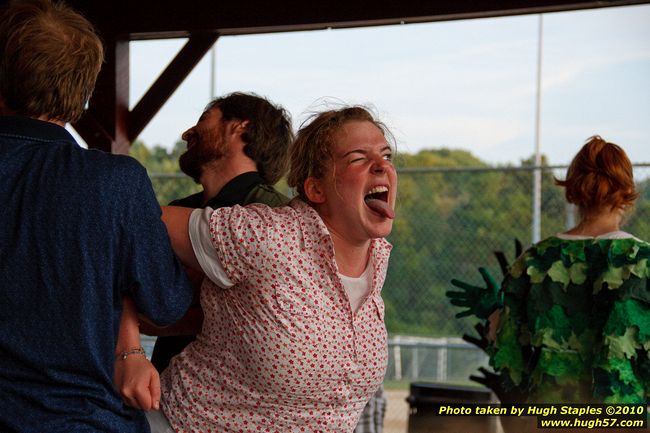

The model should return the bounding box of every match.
[122,4,650,166]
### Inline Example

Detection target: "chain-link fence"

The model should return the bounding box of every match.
[382,164,649,342]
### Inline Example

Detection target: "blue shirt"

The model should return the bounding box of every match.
[0,116,193,433]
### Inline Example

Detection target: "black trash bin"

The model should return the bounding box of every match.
[407,382,497,433]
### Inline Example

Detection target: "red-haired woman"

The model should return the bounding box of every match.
[497,136,649,405]
[451,136,649,412]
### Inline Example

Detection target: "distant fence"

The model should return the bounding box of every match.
[387,336,487,384]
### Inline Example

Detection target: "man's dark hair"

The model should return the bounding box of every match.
[207,92,293,185]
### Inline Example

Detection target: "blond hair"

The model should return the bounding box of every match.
[0,0,104,122]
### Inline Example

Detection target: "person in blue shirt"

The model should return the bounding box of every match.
[0,1,193,432]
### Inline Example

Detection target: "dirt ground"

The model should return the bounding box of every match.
[384,389,410,433]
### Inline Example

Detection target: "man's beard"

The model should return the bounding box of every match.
[179,132,226,183]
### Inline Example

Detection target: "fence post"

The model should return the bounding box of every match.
[394,344,402,381]
[412,346,419,379]
[437,338,448,382]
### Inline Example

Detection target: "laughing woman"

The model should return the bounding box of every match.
[123,106,398,433]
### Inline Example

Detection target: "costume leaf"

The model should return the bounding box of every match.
[601,266,625,290]
[569,262,588,285]
[605,327,639,359]
[537,348,584,379]
[630,258,649,279]
[492,313,524,384]
[528,265,547,284]
[536,305,572,344]
[450,236,650,405]
[607,358,637,385]
[548,260,570,288]
[563,241,587,263]
[610,238,639,261]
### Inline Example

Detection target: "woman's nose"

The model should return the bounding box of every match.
[372,157,390,173]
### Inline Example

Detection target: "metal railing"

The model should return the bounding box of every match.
[388,336,487,383]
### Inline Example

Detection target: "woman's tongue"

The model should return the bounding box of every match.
[365,198,395,219]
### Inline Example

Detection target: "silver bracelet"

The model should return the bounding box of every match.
[117,346,146,360]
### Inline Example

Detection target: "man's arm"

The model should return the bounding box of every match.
[139,264,205,337]
[139,307,204,337]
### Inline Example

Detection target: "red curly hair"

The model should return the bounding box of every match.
[555,136,638,212]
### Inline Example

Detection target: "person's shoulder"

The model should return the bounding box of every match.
[84,150,143,171]
[225,199,298,229]
[81,150,147,182]
[607,236,650,256]
[243,184,290,207]
[73,152,153,205]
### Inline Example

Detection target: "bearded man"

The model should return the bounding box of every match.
[152,92,293,372]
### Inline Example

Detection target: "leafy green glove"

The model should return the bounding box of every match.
[447,267,503,319]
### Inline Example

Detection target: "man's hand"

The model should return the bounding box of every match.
[114,355,161,411]
[447,267,503,319]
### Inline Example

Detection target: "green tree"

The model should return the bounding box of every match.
[625,177,650,241]
[383,150,565,337]
[130,140,200,204]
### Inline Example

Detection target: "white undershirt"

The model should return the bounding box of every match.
[556,230,640,241]
[339,263,372,313]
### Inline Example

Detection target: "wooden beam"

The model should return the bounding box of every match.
[73,37,130,154]
[115,0,650,40]
[128,32,219,142]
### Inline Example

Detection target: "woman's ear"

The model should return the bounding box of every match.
[304,177,326,204]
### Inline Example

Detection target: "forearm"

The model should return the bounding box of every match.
[116,296,143,354]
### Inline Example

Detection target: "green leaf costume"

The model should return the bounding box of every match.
[451,236,650,404]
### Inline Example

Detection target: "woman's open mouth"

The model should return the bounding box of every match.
[364,186,394,219]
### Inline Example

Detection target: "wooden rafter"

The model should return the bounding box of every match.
[128,33,219,142]
[72,32,218,153]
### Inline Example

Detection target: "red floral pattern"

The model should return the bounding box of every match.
[161,199,391,432]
